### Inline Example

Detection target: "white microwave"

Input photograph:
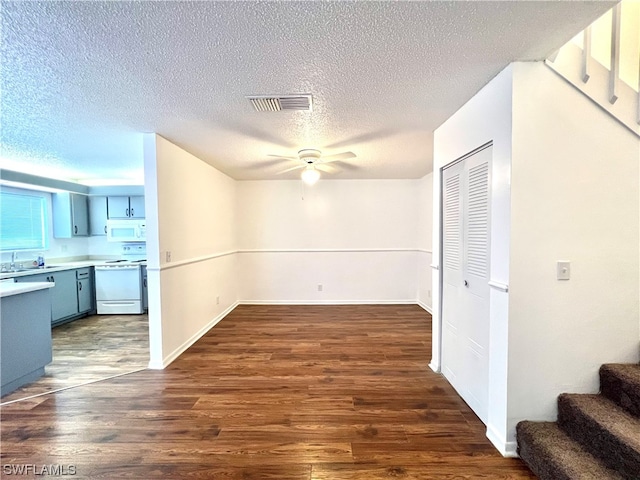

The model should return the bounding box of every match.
[106,219,146,242]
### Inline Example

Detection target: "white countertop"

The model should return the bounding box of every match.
[0,259,147,280]
[0,281,55,298]
[0,261,98,280]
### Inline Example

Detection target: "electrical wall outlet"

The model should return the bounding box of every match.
[165,251,172,262]
[318,284,323,292]
[216,296,220,305]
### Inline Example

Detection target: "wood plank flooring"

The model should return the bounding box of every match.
[0,305,536,479]
[1,314,149,404]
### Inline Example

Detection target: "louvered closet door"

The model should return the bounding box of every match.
[441,145,491,424]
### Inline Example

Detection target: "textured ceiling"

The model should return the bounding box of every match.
[1,1,614,183]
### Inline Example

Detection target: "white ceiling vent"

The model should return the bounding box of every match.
[247,94,313,112]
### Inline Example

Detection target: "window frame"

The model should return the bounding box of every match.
[0,186,50,252]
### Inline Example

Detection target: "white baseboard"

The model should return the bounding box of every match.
[147,359,165,370]
[486,423,519,458]
[239,299,417,305]
[148,301,239,370]
[428,360,440,373]
[417,300,433,314]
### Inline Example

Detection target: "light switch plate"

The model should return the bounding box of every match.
[557,261,570,280]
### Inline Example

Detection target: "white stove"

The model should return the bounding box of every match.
[95,244,146,314]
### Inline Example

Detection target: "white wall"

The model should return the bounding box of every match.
[433,64,514,452]
[144,134,238,368]
[507,61,640,437]
[236,179,423,304]
[433,61,640,457]
[416,173,433,311]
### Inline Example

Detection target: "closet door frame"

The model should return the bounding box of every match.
[439,141,493,423]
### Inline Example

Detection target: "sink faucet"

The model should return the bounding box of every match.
[10,251,17,270]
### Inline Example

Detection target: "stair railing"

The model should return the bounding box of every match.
[545,0,639,137]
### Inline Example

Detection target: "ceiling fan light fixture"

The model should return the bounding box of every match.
[301,166,320,185]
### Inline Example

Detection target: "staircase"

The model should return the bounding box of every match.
[545,0,639,138]
[517,363,640,479]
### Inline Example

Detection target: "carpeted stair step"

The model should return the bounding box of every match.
[558,393,640,479]
[600,364,640,418]
[516,421,625,480]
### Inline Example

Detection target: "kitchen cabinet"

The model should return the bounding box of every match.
[16,268,93,325]
[141,265,148,311]
[1,285,53,395]
[129,196,145,219]
[108,196,145,219]
[50,270,78,321]
[76,268,93,313]
[52,192,89,237]
[89,196,108,236]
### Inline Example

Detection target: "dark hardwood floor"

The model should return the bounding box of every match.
[1,313,149,404]
[0,305,535,479]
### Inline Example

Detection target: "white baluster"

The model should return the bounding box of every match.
[609,3,621,104]
[582,26,591,83]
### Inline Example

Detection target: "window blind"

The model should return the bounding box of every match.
[0,191,47,251]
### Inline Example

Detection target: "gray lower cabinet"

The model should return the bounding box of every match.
[1,287,53,396]
[50,270,78,321]
[16,268,94,325]
[142,265,148,311]
[77,268,93,313]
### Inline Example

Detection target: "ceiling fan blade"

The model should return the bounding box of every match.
[268,154,299,160]
[255,158,292,169]
[321,151,356,163]
[316,164,339,174]
[277,164,306,174]
[330,160,359,171]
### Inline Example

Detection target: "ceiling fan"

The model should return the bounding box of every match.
[269,149,357,185]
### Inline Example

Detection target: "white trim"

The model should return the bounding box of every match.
[148,301,239,369]
[0,368,146,406]
[239,299,416,306]
[488,280,509,293]
[486,423,519,458]
[417,300,433,314]
[146,248,426,272]
[429,360,441,373]
[147,250,238,272]
[238,248,422,254]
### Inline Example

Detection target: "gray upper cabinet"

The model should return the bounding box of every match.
[89,196,108,236]
[128,196,145,219]
[108,196,145,219]
[52,192,89,238]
